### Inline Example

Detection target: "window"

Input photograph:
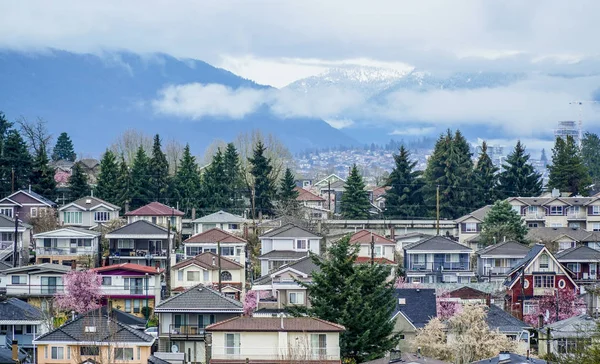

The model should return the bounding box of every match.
[539,254,549,269]
[187,271,200,281]
[137,347,141,360]
[568,206,580,215]
[178,270,183,281]
[445,254,459,263]
[133,299,140,313]
[186,246,201,256]
[551,223,563,228]
[311,334,327,357]
[117,239,134,249]
[0,208,13,218]
[221,247,235,256]
[225,333,241,355]
[511,205,521,214]
[569,222,580,228]
[465,222,477,232]
[203,270,209,281]
[593,224,600,232]
[124,300,131,312]
[523,301,537,315]
[11,275,26,285]
[567,263,581,273]
[63,211,82,224]
[228,223,239,230]
[528,205,538,214]
[199,314,216,327]
[80,346,100,356]
[221,271,232,281]
[203,248,217,254]
[30,207,37,218]
[51,347,64,360]
[94,211,110,222]
[593,206,600,215]
[413,254,425,264]
[534,275,554,288]
[370,245,382,257]
[528,223,539,228]
[589,242,600,250]
[559,241,575,251]
[102,277,112,286]
[296,239,308,250]
[114,348,134,361]
[0,232,13,242]
[550,206,563,215]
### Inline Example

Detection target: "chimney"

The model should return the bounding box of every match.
[191,208,196,221]
[11,340,17,362]
[552,188,560,197]
[212,257,216,266]
[280,314,284,329]
[71,311,75,321]
[28,185,31,193]
[125,202,130,213]
[71,260,77,270]
[90,189,94,197]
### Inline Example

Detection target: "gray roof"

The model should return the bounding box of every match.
[155,284,243,312]
[192,210,246,223]
[99,307,146,327]
[476,241,530,257]
[0,347,26,364]
[34,308,154,344]
[472,353,547,364]
[1,263,71,275]
[148,356,171,364]
[0,214,26,229]
[260,224,320,239]
[527,227,600,243]
[509,196,595,206]
[60,196,120,211]
[106,220,168,237]
[35,227,102,237]
[19,190,57,207]
[0,298,43,321]
[486,305,531,334]
[258,250,310,260]
[404,236,472,252]
[395,232,432,240]
[545,314,598,338]
[507,244,545,276]
[456,205,492,223]
[253,255,320,285]
[363,353,450,364]
[393,288,437,329]
[556,245,600,261]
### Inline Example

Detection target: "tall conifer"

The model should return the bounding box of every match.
[31,144,56,199]
[173,144,201,217]
[341,164,371,219]
[68,162,90,200]
[547,135,591,196]
[148,134,170,201]
[129,146,151,209]
[384,146,425,218]
[498,141,543,198]
[95,149,120,204]
[472,141,499,207]
[248,141,276,217]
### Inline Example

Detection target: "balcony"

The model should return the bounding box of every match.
[484,266,512,276]
[168,325,206,339]
[533,288,555,296]
[6,284,64,296]
[100,286,154,296]
[110,249,167,258]
[523,212,546,220]
[35,247,95,256]
[408,262,470,272]
[572,272,599,281]
[567,212,587,220]
[210,347,340,362]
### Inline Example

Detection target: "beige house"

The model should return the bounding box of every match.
[58,196,120,229]
[392,288,437,352]
[33,227,101,267]
[124,201,184,232]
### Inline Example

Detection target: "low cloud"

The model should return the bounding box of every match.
[390,127,436,136]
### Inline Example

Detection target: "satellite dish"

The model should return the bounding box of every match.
[171,344,179,353]
[545,309,550,321]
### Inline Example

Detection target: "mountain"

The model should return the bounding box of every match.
[0,49,357,155]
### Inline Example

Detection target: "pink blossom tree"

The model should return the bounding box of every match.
[436,289,462,320]
[394,276,421,289]
[54,270,103,314]
[523,288,586,327]
[243,290,258,316]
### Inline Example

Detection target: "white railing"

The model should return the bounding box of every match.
[533,288,555,296]
[210,346,341,361]
[35,247,95,256]
[6,284,64,296]
[523,212,545,219]
[484,267,511,275]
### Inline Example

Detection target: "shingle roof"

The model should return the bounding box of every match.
[154,284,243,312]
[253,255,320,285]
[527,227,600,243]
[393,289,437,329]
[395,232,432,240]
[354,257,395,265]
[258,250,310,260]
[99,307,146,327]
[476,241,531,257]
[33,227,102,238]
[260,223,320,239]
[404,236,472,252]
[18,190,57,207]
[184,228,247,244]
[206,316,345,332]
[486,305,531,333]
[472,353,547,364]
[34,308,154,344]
[1,263,71,275]
[92,263,163,275]
[148,356,171,364]
[192,210,246,223]
[506,244,545,276]
[105,220,168,236]
[556,245,600,261]
[124,202,184,217]
[349,230,395,245]
[0,298,43,321]
[172,252,243,271]
[294,187,325,202]
[0,347,26,364]
[0,214,26,229]
[456,205,492,223]
[545,314,598,337]
[60,196,120,211]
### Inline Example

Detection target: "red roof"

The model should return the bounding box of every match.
[92,263,164,275]
[206,316,345,332]
[372,186,390,199]
[294,187,325,202]
[124,201,184,217]
[354,256,396,265]
[349,230,395,245]
[172,252,243,270]
[184,228,247,244]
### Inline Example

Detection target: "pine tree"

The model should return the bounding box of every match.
[0,112,12,154]
[129,146,151,209]
[68,162,91,200]
[341,164,371,219]
[384,146,425,218]
[30,144,56,199]
[480,200,528,246]
[51,132,76,162]
[278,168,300,216]
[202,148,228,213]
[0,130,32,195]
[582,132,600,194]
[148,134,170,201]
[223,143,243,211]
[548,135,592,196]
[472,141,499,208]
[248,141,276,217]
[497,141,542,198]
[289,236,401,362]
[95,149,120,204]
[173,144,201,217]
[115,155,131,210]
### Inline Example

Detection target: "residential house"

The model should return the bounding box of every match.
[258,224,321,276]
[100,307,147,330]
[1,264,70,309]
[251,256,320,315]
[313,174,346,214]
[106,220,172,269]
[58,196,121,228]
[0,214,30,266]
[447,286,491,305]
[370,186,389,211]
[391,288,437,352]
[403,236,474,284]
[183,229,247,267]
[472,352,547,364]
[455,205,492,248]
[124,202,184,232]
[154,284,243,363]
[0,298,48,359]
[0,189,57,223]
[206,316,344,363]
[33,228,101,267]
[92,263,163,318]
[171,253,245,300]
[504,244,578,320]
[476,241,530,282]
[191,211,246,235]
[556,245,600,285]
[538,314,596,357]
[485,305,532,352]
[349,230,396,264]
[527,227,600,252]
[363,353,450,364]
[33,308,155,364]
[295,187,330,220]
[394,232,433,253]
[75,159,101,185]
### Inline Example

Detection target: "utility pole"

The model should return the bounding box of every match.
[11,168,14,194]
[370,232,375,266]
[165,209,172,298]
[328,180,331,212]
[217,239,222,293]
[13,212,18,268]
[436,185,440,236]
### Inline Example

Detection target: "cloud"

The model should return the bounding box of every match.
[390,127,436,136]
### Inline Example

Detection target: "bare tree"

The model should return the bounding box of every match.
[200,139,228,166]
[109,129,152,165]
[165,138,184,174]
[17,117,52,155]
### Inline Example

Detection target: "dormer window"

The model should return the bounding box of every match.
[527,206,537,214]
[296,239,308,250]
[539,254,549,269]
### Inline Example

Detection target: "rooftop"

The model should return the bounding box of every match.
[260,223,320,239]
[206,316,345,332]
[105,220,168,237]
[476,241,530,257]
[349,230,395,245]
[92,263,163,275]
[124,201,184,217]
[172,252,243,271]
[184,228,247,244]
[404,236,472,252]
[59,196,120,211]
[556,245,600,261]
[393,288,437,329]
[192,210,246,223]
[154,284,243,312]
[294,187,325,202]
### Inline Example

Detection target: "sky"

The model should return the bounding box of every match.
[1,1,600,146]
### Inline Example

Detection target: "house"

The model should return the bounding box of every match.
[191,211,246,235]
[538,314,597,357]
[555,245,600,285]
[124,201,185,232]
[183,228,247,267]
[391,288,437,352]
[0,263,70,309]
[295,187,330,220]
[472,352,547,364]
[154,284,243,363]
[447,286,491,305]
[171,252,245,300]
[0,189,57,223]
[0,214,31,266]
[251,255,320,314]
[403,236,474,284]
[371,186,389,211]
[99,307,147,330]
[92,263,163,318]
[455,205,492,248]
[504,244,578,320]
[58,196,121,228]
[527,227,600,252]
[258,224,321,276]
[363,353,450,364]
[105,220,173,269]
[33,227,101,267]
[349,230,396,264]
[394,232,432,253]
[313,174,346,214]
[0,298,48,358]
[206,316,344,363]
[476,241,530,282]
[75,159,101,185]
[33,308,155,364]
[485,305,532,352]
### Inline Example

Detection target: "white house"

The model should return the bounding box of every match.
[258,224,321,276]
[58,196,121,228]
[33,227,101,266]
[191,210,246,235]
[0,214,30,266]
[183,228,247,266]
[1,264,71,310]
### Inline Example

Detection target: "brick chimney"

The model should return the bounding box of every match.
[11,340,17,362]
[71,260,77,270]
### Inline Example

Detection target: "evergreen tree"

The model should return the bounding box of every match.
[129,146,151,209]
[148,134,170,201]
[278,168,300,216]
[95,149,120,204]
[497,141,542,198]
[173,144,201,217]
[223,143,243,211]
[0,130,32,195]
[341,164,371,219]
[30,144,56,199]
[68,162,91,200]
[51,132,76,162]
[540,148,548,167]
[582,132,600,194]
[248,141,276,217]
[472,141,499,208]
[202,148,228,213]
[290,236,401,362]
[480,200,528,246]
[384,146,425,218]
[115,155,131,210]
[0,112,12,154]
[547,135,591,196]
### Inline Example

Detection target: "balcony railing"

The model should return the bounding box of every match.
[168,325,206,339]
[6,284,64,296]
[110,249,167,257]
[533,288,555,296]
[35,247,95,256]
[100,286,154,296]
[484,266,512,276]
[523,212,545,219]
[210,347,340,361]
[567,212,587,219]
[408,262,470,272]
[0,242,14,250]
[572,273,599,281]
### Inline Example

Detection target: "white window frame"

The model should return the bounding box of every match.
[528,205,538,214]
[228,223,239,230]
[117,239,134,249]
[94,211,110,222]
[295,239,308,250]
[512,205,521,215]
[539,254,550,269]
[187,271,200,281]
[30,207,37,218]
[593,224,600,232]
[550,206,563,216]
[534,275,554,288]
[593,206,600,215]
[63,211,82,224]
[445,253,460,263]
[101,277,112,286]
[225,333,241,355]
[114,348,134,361]
[51,347,64,360]
[465,222,477,232]
[289,292,305,305]
[567,263,581,273]
[178,270,184,281]
[310,333,327,357]
[523,301,537,315]
[0,208,13,218]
